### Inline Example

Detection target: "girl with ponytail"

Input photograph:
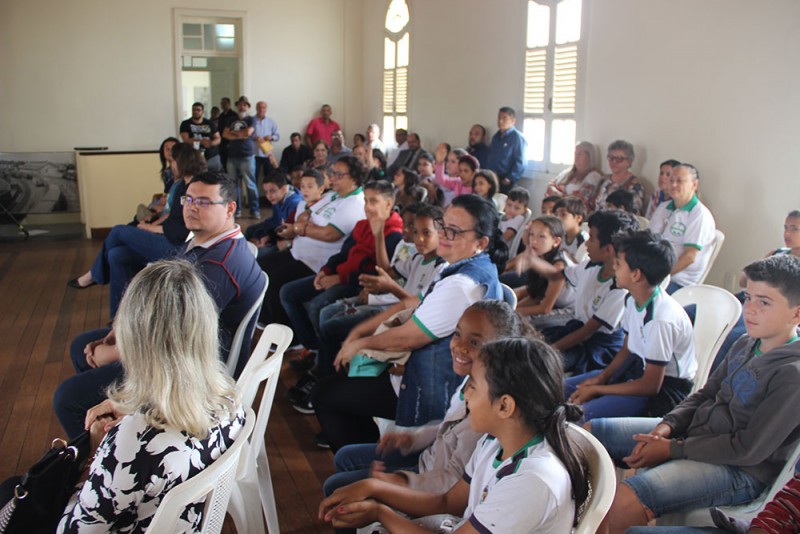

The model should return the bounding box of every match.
[320,337,589,533]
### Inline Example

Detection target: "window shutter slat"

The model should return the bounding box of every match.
[524,49,547,114]
[395,67,408,113]
[383,70,395,113]
[552,45,577,114]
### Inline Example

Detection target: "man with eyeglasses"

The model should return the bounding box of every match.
[647,163,716,293]
[53,171,266,438]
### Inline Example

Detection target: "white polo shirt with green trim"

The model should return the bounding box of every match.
[460,434,575,534]
[411,274,484,340]
[290,187,365,272]
[623,287,696,381]
[649,195,716,286]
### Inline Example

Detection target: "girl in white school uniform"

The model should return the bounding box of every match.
[319,337,590,534]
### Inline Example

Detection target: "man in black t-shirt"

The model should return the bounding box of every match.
[179,102,222,171]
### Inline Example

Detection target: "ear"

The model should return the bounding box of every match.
[575,214,584,224]
[227,201,237,219]
[552,235,563,249]
[496,394,517,421]
[477,234,491,253]
[790,303,800,323]
[630,267,644,283]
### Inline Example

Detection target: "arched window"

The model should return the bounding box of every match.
[523,0,584,170]
[382,0,410,145]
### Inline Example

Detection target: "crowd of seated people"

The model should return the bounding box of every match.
[35,97,800,534]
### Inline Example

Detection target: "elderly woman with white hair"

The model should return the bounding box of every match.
[57,260,245,533]
[545,141,603,207]
[592,139,646,214]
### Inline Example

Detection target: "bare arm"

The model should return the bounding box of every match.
[320,478,470,530]
[293,221,343,242]
[591,363,665,398]
[347,298,418,342]
[671,247,699,275]
[335,315,432,370]
[552,317,604,351]
[361,268,415,301]
[516,276,567,316]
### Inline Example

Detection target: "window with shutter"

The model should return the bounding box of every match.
[383,0,410,145]
[523,0,583,170]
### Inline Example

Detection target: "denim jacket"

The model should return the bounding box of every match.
[396,253,501,426]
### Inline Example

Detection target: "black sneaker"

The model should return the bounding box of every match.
[315,432,330,449]
[287,370,318,403]
[290,394,315,415]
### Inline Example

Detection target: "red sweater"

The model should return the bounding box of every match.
[321,211,404,286]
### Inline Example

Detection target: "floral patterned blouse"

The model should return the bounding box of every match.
[592,174,646,215]
[57,406,246,533]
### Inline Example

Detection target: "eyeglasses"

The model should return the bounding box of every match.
[329,169,349,179]
[434,218,477,241]
[180,195,228,208]
[607,155,629,163]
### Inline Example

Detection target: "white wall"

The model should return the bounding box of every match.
[0,0,361,152]
[359,0,528,151]
[580,0,800,287]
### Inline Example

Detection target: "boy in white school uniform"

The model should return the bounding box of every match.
[564,229,696,421]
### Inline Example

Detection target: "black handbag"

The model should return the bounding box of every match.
[0,432,90,534]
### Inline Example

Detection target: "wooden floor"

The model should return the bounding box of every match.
[0,232,335,533]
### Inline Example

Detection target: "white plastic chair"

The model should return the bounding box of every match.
[508,208,533,258]
[658,438,800,527]
[697,229,725,285]
[574,241,588,263]
[493,193,508,212]
[568,423,617,534]
[228,323,293,534]
[144,406,256,534]
[672,284,742,392]
[500,283,518,310]
[226,272,269,378]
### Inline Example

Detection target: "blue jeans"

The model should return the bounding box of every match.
[396,336,460,427]
[564,368,649,422]
[591,417,765,517]
[227,156,258,214]
[322,443,420,496]
[279,276,357,351]
[53,328,124,439]
[317,300,387,376]
[666,280,683,295]
[89,224,179,318]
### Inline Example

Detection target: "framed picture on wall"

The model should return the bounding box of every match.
[0,152,79,215]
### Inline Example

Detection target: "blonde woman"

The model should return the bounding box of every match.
[58,260,245,533]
